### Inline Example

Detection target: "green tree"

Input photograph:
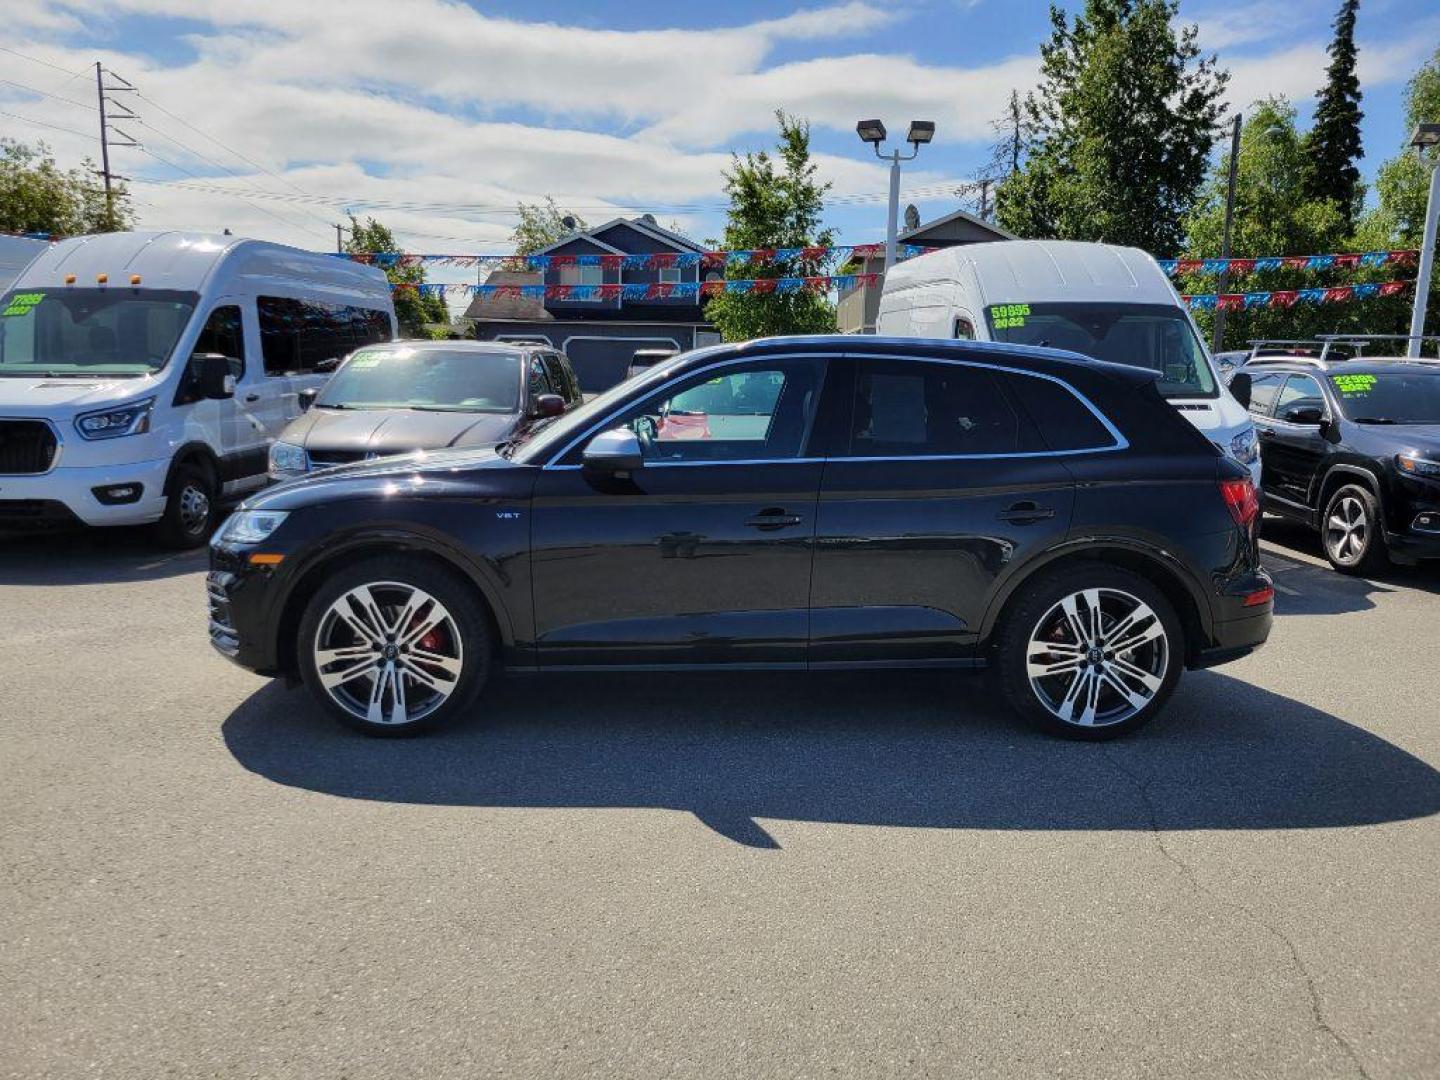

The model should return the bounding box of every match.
[1179,99,1352,348]
[994,0,1227,252]
[1353,47,1440,338]
[703,111,836,342]
[509,197,587,257]
[1304,0,1365,230]
[0,138,133,237]
[345,215,450,337]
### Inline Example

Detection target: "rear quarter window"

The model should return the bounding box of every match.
[1000,372,1118,452]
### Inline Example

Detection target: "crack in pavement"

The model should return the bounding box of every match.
[1100,746,1372,1080]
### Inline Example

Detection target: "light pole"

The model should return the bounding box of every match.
[856,119,935,271]
[1406,123,1440,358]
[1212,113,1243,351]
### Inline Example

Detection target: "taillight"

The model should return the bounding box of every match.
[1219,477,1260,530]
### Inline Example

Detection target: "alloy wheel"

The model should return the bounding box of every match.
[312,581,465,726]
[1025,587,1169,729]
[1325,495,1368,564]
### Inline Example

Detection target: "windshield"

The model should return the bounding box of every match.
[1329,371,1440,424]
[986,302,1216,398]
[0,288,197,375]
[512,349,695,462]
[318,346,522,412]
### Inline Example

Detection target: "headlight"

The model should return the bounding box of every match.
[1396,454,1440,478]
[215,509,289,546]
[1228,427,1260,465]
[268,441,309,476]
[74,397,156,440]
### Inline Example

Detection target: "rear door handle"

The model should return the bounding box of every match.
[997,501,1056,525]
[244,393,261,403]
[745,508,803,530]
[1258,427,1276,438]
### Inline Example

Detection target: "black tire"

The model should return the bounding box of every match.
[993,565,1185,741]
[152,462,219,549]
[1321,483,1388,575]
[297,555,492,737]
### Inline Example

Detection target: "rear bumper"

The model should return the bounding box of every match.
[1191,608,1272,669]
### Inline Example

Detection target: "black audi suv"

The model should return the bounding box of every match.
[209,336,1273,740]
[1230,357,1440,573]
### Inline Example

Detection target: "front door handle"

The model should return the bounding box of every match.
[745,508,803,530]
[244,393,261,403]
[1258,427,1276,438]
[997,501,1056,525]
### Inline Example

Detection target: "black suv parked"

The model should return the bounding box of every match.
[1230,359,1440,573]
[209,336,1272,740]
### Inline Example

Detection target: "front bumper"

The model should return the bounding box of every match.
[207,549,289,675]
[0,457,171,527]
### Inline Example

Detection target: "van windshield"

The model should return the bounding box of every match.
[985,302,1216,398]
[0,288,197,376]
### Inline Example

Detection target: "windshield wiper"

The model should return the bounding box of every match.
[313,402,351,409]
[1352,417,1397,424]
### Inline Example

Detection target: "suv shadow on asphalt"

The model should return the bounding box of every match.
[1262,516,1440,616]
[223,669,1440,849]
[0,529,208,586]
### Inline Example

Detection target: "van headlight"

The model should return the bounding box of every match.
[215,509,289,546]
[1229,427,1260,465]
[75,397,156,439]
[268,441,309,477]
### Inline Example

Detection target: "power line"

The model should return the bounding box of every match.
[135,145,331,242]
[0,107,95,141]
[0,46,85,78]
[0,76,97,112]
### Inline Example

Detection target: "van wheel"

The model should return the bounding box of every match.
[993,566,1184,740]
[1321,484,1388,575]
[297,556,492,737]
[153,463,218,548]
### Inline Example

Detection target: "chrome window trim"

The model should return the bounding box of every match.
[539,349,1127,469]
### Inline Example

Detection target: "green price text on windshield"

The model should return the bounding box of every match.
[1,293,43,318]
[1333,373,1377,395]
[991,303,1030,330]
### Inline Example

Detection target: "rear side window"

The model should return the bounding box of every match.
[843,359,1020,457]
[258,296,390,375]
[1000,372,1116,452]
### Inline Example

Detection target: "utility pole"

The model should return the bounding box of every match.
[1407,124,1440,357]
[93,64,138,232]
[1212,112,1242,352]
[335,223,345,253]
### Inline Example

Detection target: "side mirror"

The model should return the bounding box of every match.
[533,393,566,419]
[582,427,643,472]
[298,387,320,412]
[1282,404,1325,425]
[193,353,234,400]
[1228,371,1252,409]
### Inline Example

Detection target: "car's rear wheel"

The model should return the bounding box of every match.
[1322,483,1388,575]
[297,556,492,736]
[994,566,1184,740]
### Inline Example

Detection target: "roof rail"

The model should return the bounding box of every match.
[1242,355,1330,369]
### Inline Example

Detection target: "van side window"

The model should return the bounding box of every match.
[999,371,1118,452]
[844,359,1019,457]
[954,318,976,340]
[192,305,245,379]
[257,297,390,376]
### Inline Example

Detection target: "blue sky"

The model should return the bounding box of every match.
[3,0,1436,273]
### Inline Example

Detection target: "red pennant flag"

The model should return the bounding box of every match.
[1227,258,1256,275]
[598,284,623,300]
[645,283,674,300]
[699,280,725,297]
[1379,280,1410,296]
[749,278,778,295]
[549,255,576,268]
[800,246,828,261]
[1323,287,1353,304]
[1216,294,1245,311]
[1332,253,1360,269]
[1270,291,1299,307]
[600,255,624,270]
[701,251,726,267]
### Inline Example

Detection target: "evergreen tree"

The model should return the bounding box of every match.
[994,0,1227,252]
[703,111,836,342]
[1304,0,1365,229]
[345,215,450,337]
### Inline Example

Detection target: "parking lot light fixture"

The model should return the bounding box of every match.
[856,118,936,271]
[1407,122,1440,358]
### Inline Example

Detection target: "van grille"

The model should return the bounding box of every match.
[0,420,58,474]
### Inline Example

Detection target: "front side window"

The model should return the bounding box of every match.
[0,288,197,376]
[317,346,522,413]
[1245,373,1285,417]
[540,353,576,402]
[612,360,822,463]
[1328,371,1440,424]
[528,356,555,398]
[193,305,245,378]
[986,302,1216,399]
[1274,375,1326,422]
[842,359,1020,457]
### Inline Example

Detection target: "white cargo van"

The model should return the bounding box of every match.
[876,240,1260,483]
[0,231,395,545]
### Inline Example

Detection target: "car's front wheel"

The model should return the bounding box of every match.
[994,566,1184,740]
[297,555,492,736]
[1321,483,1388,575]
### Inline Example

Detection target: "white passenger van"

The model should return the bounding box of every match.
[0,231,395,545]
[876,240,1261,484]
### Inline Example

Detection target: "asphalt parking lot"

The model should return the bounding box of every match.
[2,521,1438,1079]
